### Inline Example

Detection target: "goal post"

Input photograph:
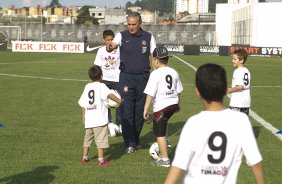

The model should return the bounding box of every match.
[0,26,21,42]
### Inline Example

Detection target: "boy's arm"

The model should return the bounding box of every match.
[227,85,244,94]
[164,166,184,184]
[107,93,122,105]
[251,162,265,184]
[143,95,153,120]
[81,108,85,125]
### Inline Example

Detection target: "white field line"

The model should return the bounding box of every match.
[173,55,282,141]
[0,72,88,82]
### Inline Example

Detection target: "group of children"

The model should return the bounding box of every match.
[77,30,264,183]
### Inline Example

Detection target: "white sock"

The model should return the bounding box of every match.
[98,158,104,162]
[83,156,89,160]
[162,158,170,161]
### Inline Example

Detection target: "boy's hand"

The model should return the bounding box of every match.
[143,109,149,120]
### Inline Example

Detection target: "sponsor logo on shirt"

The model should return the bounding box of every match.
[201,166,229,176]
[87,105,97,110]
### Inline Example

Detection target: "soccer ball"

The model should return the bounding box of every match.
[108,122,121,137]
[103,90,121,108]
[149,142,161,160]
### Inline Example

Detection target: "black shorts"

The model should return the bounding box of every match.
[153,104,180,137]
[229,106,249,115]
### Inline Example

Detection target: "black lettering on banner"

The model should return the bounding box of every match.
[88,90,95,105]
[208,131,227,164]
[166,74,172,89]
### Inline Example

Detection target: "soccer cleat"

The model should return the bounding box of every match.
[151,158,171,167]
[125,147,136,154]
[97,160,111,166]
[81,158,90,164]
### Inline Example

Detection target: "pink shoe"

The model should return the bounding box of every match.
[97,160,111,166]
[81,158,91,164]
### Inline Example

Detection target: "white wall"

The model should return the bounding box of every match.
[251,3,282,47]
[216,4,247,46]
[216,2,282,47]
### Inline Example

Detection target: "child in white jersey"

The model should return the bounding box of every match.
[227,48,251,115]
[78,65,122,165]
[165,63,264,184]
[144,46,183,167]
[94,30,121,130]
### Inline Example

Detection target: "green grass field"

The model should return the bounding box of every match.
[0,51,281,184]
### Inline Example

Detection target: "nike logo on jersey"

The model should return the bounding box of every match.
[86,45,102,52]
[125,40,130,43]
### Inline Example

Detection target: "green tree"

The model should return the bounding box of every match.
[75,6,98,25]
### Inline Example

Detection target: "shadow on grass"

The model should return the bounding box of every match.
[106,119,186,161]
[252,126,261,138]
[0,165,59,184]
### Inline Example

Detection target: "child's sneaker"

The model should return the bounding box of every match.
[151,158,171,167]
[97,160,111,166]
[81,158,90,164]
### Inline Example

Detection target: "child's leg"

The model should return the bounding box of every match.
[157,136,168,159]
[83,147,90,158]
[82,129,94,161]
[97,147,104,161]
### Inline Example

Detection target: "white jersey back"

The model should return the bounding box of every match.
[229,67,251,108]
[78,82,111,128]
[144,66,183,112]
[94,46,120,82]
[172,109,262,184]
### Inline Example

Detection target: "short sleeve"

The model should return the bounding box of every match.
[113,32,122,46]
[150,35,157,53]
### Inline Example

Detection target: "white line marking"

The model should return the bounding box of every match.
[173,55,282,141]
[0,72,88,82]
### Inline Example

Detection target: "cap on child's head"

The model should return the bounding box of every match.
[153,46,169,59]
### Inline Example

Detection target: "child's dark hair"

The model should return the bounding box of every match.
[233,49,248,63]
[88,65,102,82]
[103,30,114,38]
[196,63,227,103]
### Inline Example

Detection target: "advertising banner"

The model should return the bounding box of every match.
[12,41,84,53]
[230,46,282,57]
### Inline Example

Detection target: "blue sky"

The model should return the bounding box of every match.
[0,0,281,8]
[0,0,136,8]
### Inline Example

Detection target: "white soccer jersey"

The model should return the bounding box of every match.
[229,67,251,108]
[78,82,111,128]
[94,46,120,82]
[172,109,262,184]
[144,66,183,112]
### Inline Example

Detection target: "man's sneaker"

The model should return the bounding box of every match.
[81,158,90,164]
[125,147,136,154]
[97,160,111,166]
[151,158,171,167]
[167,139,172,149]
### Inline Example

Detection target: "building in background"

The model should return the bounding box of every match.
[216,2,282,47]
[89,8,126,25]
